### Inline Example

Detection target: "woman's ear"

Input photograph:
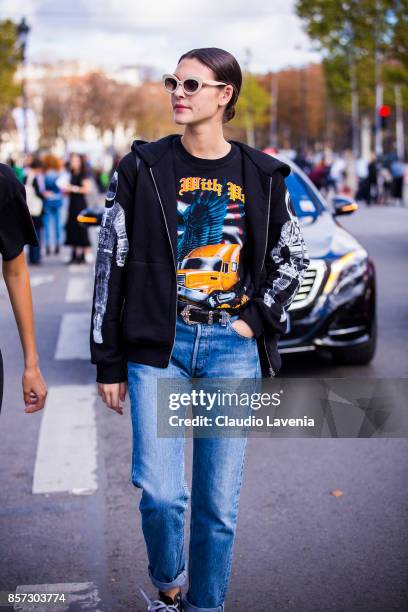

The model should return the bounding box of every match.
[222,84,234,106]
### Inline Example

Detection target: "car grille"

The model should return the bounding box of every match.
[288,259,326,311]
[178,274,186,286]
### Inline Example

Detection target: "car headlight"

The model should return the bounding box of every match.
[322,248,368,296]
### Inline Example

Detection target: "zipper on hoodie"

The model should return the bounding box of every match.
[261,176,275,378]
[149,167,178,364]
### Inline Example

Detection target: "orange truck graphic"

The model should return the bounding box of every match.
[177,243,240,304]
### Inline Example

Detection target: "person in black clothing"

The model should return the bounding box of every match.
[390,156,405,205]
[64,153,92,264]
[367,152,378,206]
[90,47,310,612]
[0,163,48,415]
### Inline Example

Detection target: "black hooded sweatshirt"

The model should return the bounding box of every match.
[90,134,310,383]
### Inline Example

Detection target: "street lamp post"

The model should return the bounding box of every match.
[16,17,30,155]
[269,71,278,149]
[343,20,360,158]
[294,44,309,152]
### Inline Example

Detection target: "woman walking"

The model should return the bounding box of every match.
[64,153,92,264]
[90,47,310,611]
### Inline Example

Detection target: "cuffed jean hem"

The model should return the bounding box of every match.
[148,566,187,591]
[182,595,224,612]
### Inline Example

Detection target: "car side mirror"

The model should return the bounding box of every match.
[77,207,103,226]
[332,196,358,216]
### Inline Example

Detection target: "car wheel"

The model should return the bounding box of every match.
[331,315,377,366]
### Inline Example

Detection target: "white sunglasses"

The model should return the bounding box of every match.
[162,73,227,95]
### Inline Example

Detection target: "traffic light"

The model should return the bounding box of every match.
[379,105,391,130]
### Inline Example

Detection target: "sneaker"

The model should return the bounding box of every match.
[139,586,183,611]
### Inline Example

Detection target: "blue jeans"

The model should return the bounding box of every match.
[127,313,261,611]
[42,201,63,247]
[29,215,42,264]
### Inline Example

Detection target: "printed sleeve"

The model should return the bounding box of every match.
[0,167,39,261]
[89,154,136,383]
[239,169,310,338]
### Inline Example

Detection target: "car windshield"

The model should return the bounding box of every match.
[179,257,223,271]
[285,172,325,217]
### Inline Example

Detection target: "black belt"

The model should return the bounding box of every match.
[177,302,233,325]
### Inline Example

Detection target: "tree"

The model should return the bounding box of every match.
[296,0,408,152]
[0,20,20,132]
[234,72,271,147]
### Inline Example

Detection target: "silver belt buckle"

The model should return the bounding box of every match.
[180,304,196,325]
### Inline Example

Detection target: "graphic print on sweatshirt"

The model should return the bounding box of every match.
[176,173,251,310]
[92,169,129,344]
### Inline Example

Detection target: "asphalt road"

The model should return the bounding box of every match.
[0,203,407,611]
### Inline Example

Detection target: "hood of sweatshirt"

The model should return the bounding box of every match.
[130,133,291,178]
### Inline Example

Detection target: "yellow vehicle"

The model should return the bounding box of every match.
[177,243,240,303]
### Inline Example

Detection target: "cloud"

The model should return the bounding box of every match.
[0,0,321,72]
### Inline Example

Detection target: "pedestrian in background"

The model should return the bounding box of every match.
[24,158,45,265]
[367,152,378,206]
[327,154,346,195]
[40,154,65,255]
[94,165,110,194]
[294,148,313,174]
[309,157,329,191]
[355,155,370,204]
[6,157,25,182]
[377,164,393,206]
[64,153,92,264]
[391,156,404,206]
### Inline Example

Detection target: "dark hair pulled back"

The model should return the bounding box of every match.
[177,47,242,123]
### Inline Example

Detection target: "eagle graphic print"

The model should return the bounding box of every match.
[176,175,250,310]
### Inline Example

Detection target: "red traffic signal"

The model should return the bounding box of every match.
[379,105,391,117]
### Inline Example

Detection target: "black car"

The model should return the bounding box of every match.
[278,154,377,365]
[78,156,377,366]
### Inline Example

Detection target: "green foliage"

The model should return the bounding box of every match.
[295,0,408,110]
[0,19,20,120]
[234,72,271,129]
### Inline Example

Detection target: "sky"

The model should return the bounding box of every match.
[1,0,322,74]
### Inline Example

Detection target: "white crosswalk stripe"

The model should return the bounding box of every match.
[30,274,56,288]
[65,276,93,303]
[13,582,101,611]
[68,263,91,273]
[54,313,91,360]
[32,385,98,495]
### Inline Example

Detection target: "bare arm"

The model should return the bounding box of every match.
[66,178,92,195]
[2,251,47,413]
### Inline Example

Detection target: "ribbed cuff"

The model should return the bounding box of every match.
[96,362,127,384]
